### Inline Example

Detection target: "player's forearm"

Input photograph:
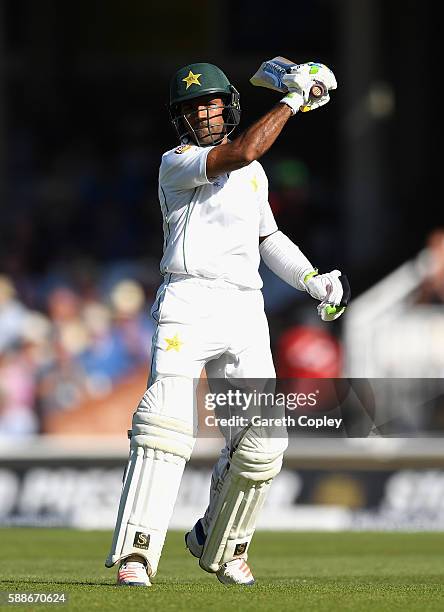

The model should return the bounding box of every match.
[206,104,292,176]
[260,231,350,321]
[260,231,314,291]
[233,103,293,163]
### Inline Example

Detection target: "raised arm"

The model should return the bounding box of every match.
[206,103,292,177]
[207,60,337,178]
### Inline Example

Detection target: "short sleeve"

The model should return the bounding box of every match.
[260,199,278,237]
[255,163,278,237]
[159,144,215,190]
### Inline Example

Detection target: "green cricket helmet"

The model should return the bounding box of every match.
[169,62,241,146]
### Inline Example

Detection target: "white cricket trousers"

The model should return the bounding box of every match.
[149,273,275,384]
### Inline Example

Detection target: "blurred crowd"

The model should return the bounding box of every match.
[0,272,155,437]
[0,264,344,438]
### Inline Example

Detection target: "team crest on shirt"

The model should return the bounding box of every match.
[175,144,193,154]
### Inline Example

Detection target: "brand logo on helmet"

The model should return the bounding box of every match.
[182,70,202,89]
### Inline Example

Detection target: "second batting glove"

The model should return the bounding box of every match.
[281,62,337,114]
[304,269,350,321]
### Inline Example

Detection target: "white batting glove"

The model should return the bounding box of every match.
[287,62,337,89]
[303,269,350,321]
[282,62,337,113]
[279,72,312,114]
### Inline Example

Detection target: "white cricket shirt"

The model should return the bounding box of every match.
[158,143,278,289]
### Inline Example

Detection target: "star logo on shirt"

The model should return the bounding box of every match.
[182,70,202,90]
[165,333,183,352]
[250,176,259,192]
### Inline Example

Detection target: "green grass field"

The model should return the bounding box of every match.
[0,529,443,611]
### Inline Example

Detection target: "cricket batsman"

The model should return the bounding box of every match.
[105,60,349,586]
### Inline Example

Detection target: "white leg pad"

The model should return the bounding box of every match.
[105,376,196,576]
[199,426,288,572]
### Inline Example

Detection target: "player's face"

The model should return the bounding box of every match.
[181,96,226,145]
